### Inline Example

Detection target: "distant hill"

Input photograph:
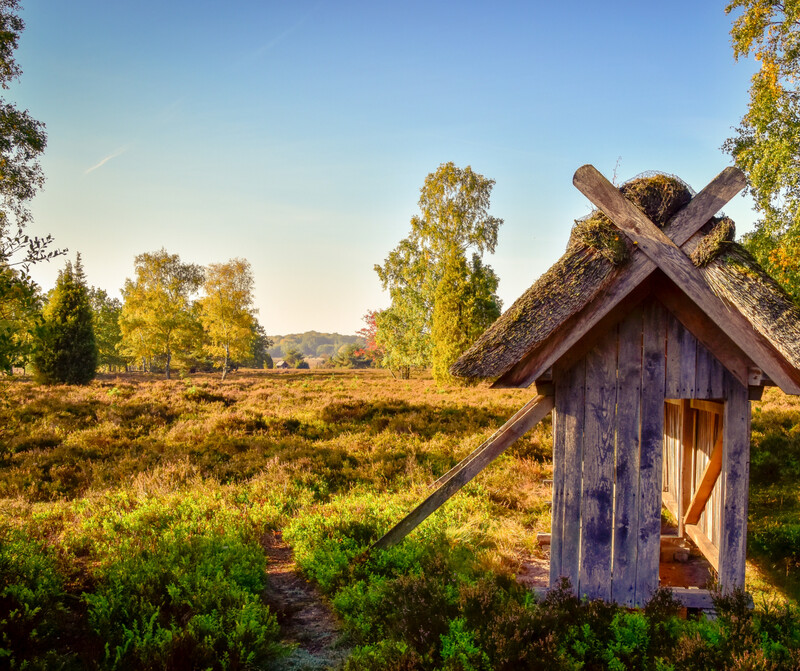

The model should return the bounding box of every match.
[268,331,364,359]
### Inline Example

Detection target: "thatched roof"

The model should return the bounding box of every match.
[451,173,800,381]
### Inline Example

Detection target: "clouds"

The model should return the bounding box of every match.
[85,146,129,175]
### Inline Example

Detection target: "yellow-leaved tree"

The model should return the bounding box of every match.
[197,258,256,379]
[119,249,204,378]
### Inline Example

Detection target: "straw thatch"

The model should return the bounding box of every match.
[451,173,800,381]
[450,174,693,380]
[703,244,800,371]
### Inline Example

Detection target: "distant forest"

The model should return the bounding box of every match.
[268,331,365,359]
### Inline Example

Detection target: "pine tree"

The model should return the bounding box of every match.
[431,251,501,384]
[33,254,97,384]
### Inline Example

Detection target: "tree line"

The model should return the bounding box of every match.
[3,249,269,383]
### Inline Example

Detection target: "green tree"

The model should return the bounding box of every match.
[724,1,800,298]
[197,258,256,380]
[88,287,125,372]
[283,347,305,368]
[328,342,372,369]
[238,320,273,369]
[431,252,501,383]
[119,249,204,379]
[375,162,503,382]
[0,0,64,372]
[32,255,97,384]
[0,264,40,372]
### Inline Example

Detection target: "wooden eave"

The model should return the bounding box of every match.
[493,166,800,395]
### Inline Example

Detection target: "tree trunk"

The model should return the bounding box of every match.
[165,348,171,380]
[222,343,229,381]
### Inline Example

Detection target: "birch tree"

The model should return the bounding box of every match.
[197,258,256,379]
[119,250,204,379]
[375,162,503,383]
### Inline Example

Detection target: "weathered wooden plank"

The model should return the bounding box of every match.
[695,343,713,399]
[708,354,726,399]
[655,281,751,388]
[636,300,667,606]
[683,430,723,526]
[579,327,618,601]
[680,327,698,398]
[611,307,643,606]
[494,168,747,389]
[549,377,567,583]
[669,587,717,610]
[662,167,747,244]
[556,358,586,590]
[573,164,800,395]
[372,394,554,551]
[663,402,681,503]
[679,400,695,537]
[665,313,682,398]
[719,372,751,592]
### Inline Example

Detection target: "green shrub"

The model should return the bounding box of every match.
[0,530,80,669]
[82,499,284,670]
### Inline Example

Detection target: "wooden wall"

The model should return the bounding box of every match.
[549,298,750,605]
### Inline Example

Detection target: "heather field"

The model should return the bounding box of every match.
[4,369,800,670]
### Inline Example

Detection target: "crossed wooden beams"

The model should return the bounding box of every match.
[372,164,778,552]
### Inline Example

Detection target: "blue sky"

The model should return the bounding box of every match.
[13,1,756,335]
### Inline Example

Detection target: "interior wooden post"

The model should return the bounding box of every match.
[678,399,695,537]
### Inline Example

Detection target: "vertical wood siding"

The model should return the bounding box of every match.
[551,297,750,604]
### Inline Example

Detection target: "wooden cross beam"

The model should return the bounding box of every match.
[572,165,800,395]
[495,167,756,389]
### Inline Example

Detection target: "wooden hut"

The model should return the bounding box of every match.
[374,165,800,609]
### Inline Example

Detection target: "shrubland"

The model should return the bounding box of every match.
[2,369,800,669]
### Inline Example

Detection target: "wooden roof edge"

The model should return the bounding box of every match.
[574,165,800,396]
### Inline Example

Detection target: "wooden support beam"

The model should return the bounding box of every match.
[495,167,747,389]
[372,394,554,551]
[573,165,800,395]
[683,431,723,526]
[431,394,551,489]
[684,524,720,572]
[690,400,724,415]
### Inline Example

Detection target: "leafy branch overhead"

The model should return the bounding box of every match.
[725,0,800,300]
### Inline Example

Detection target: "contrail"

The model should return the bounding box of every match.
[85,146,128,175]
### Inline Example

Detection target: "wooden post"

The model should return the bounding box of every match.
[719,372,751,592]
[372,395,554,551]
[552,359,585,589]
[678,399,695,537]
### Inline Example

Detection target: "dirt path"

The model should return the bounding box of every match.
[262,531,349,670]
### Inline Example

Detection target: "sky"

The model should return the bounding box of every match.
[11,1,759,336]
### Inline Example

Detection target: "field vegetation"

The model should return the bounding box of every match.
[3,369,800,670]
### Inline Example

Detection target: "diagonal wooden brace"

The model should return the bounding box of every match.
[431,392,550,489]
[683,430,723,526]
[496,167,748,388]
[573,165,800,394]
[372,394,554,551]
